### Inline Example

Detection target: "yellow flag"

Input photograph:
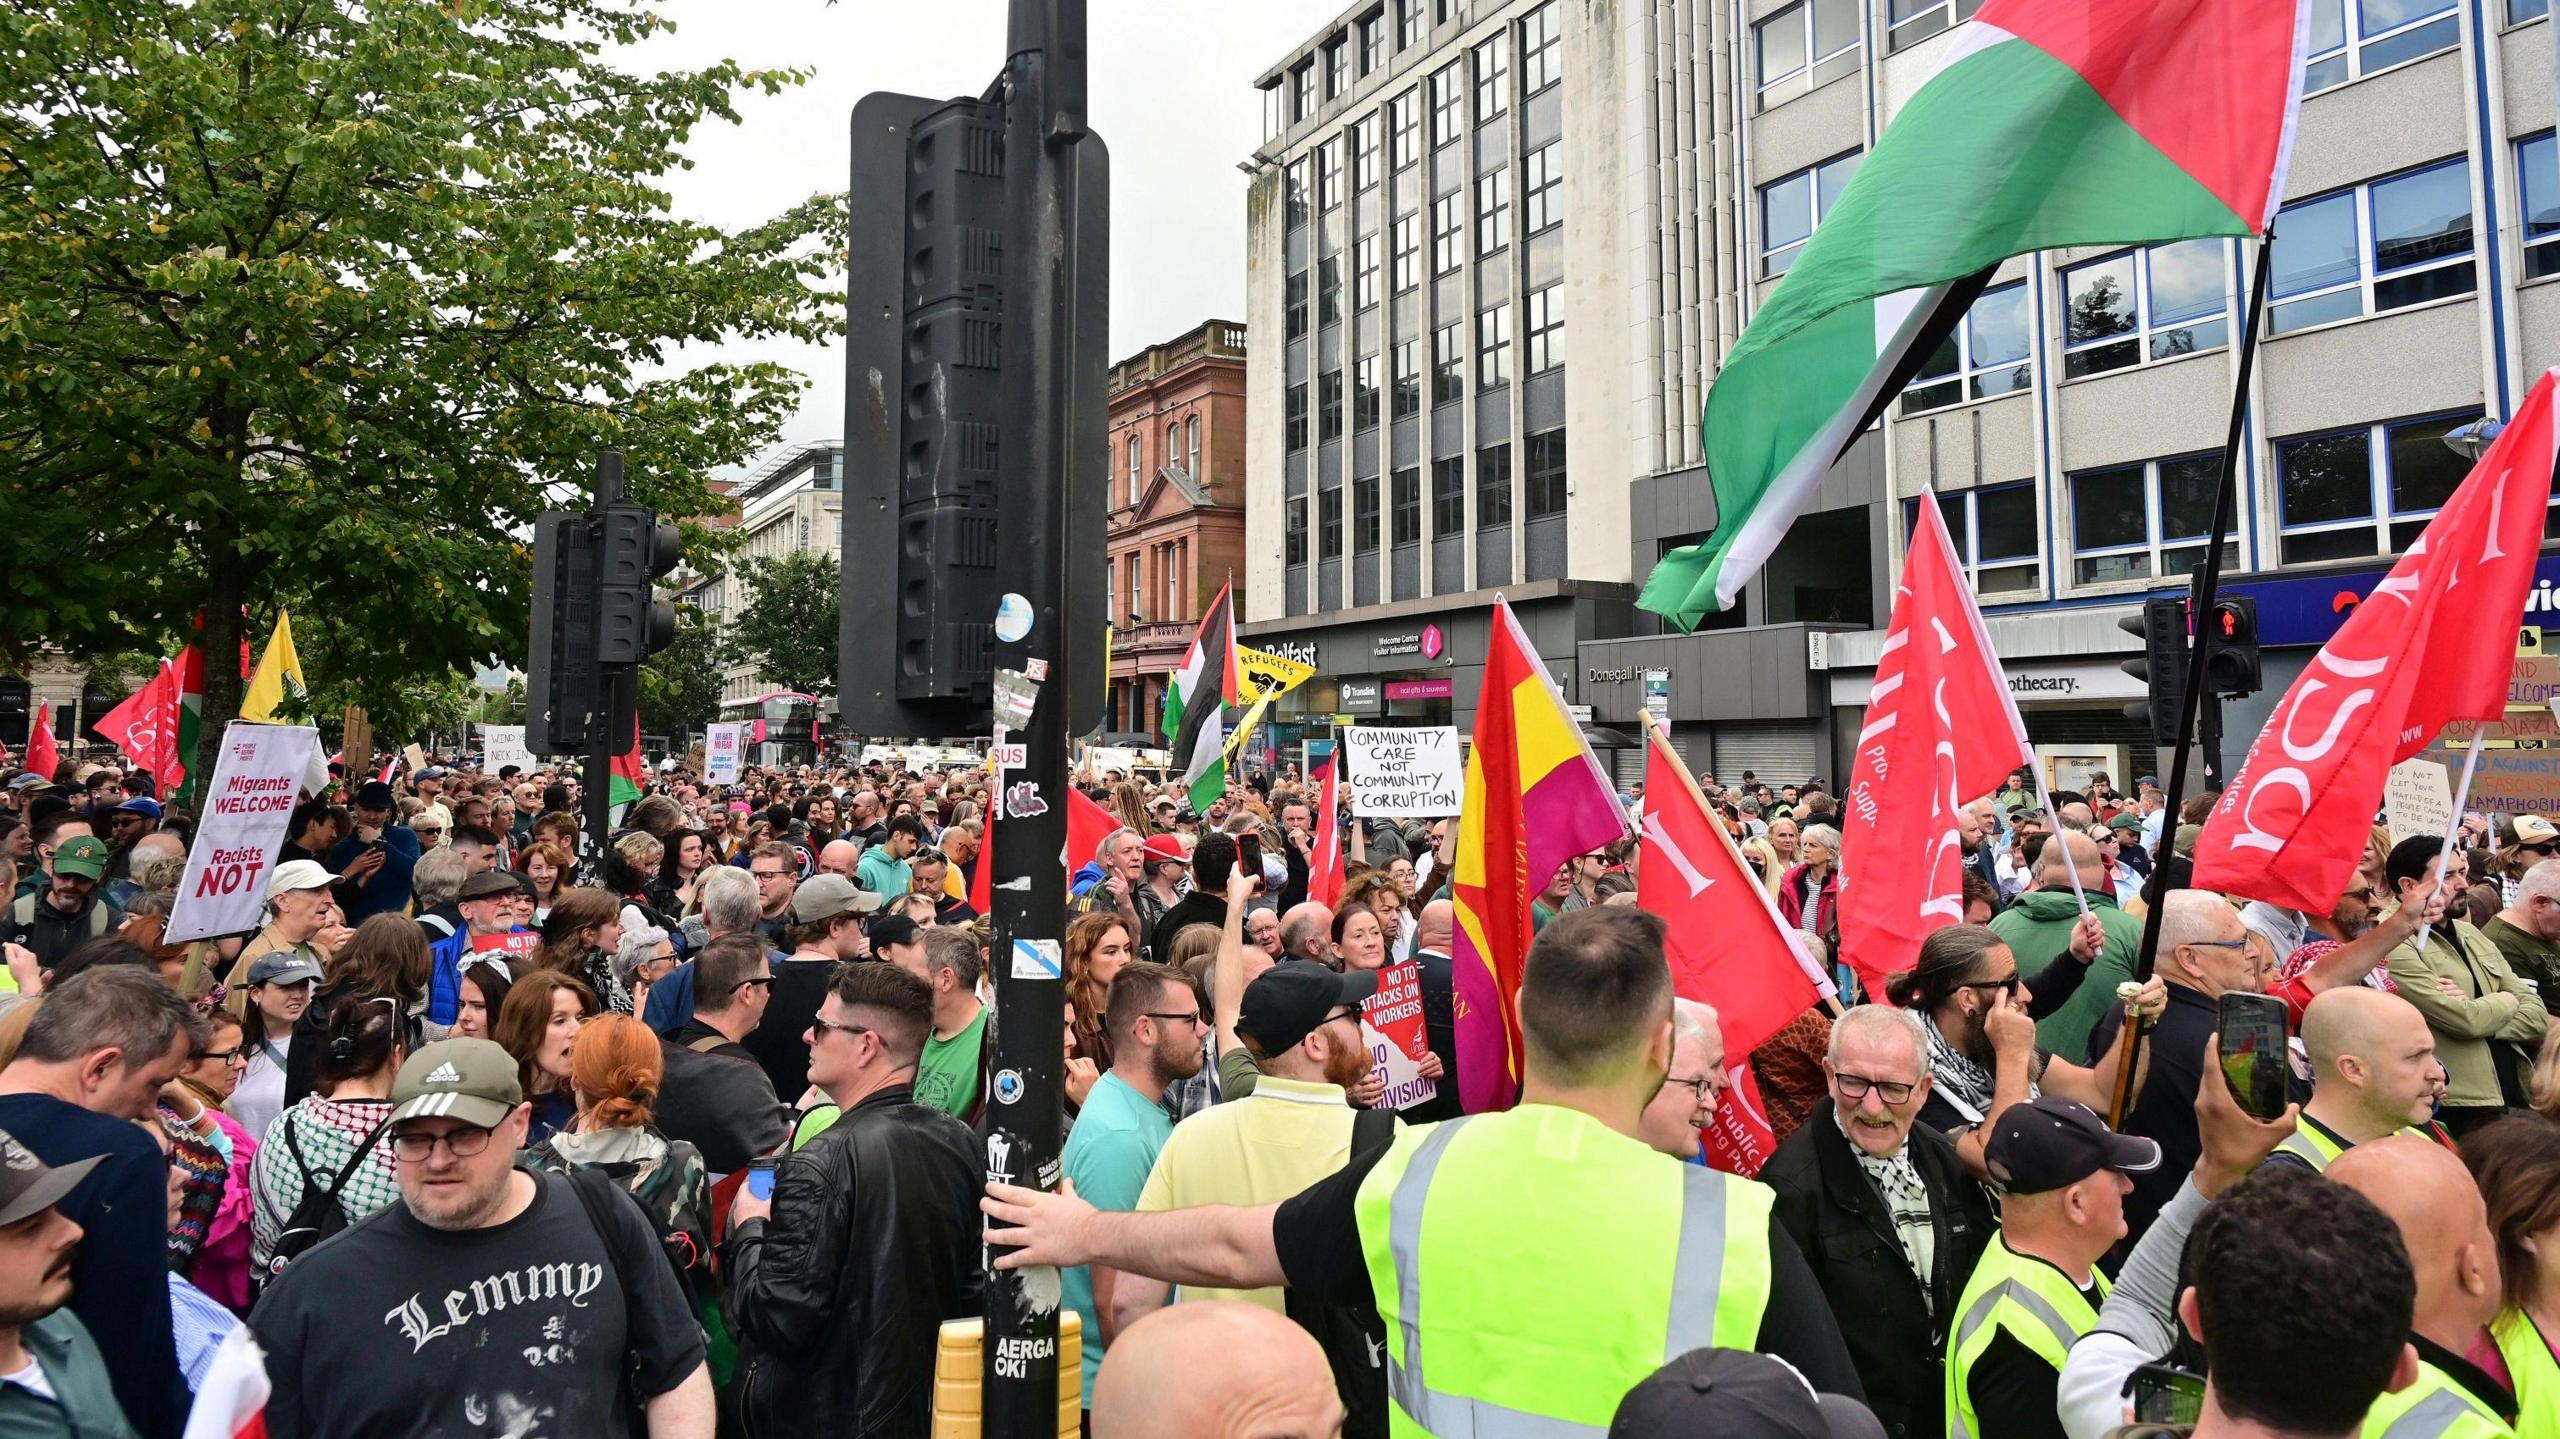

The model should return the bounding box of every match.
[241,611,308,723]
[1223,695,1273,761]
[1234,644,1316,705]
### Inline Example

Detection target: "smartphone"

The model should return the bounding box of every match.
[2218,991,2291,1123]
[2129,1362,2205,1425]
[744,1157,779,1202]
[1238,832,1264,884]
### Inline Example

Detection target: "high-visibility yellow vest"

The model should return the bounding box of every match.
[2491,1311,2558,1438]
[2265,1117,2427,1173]
[2361,1355,2517,1437]
[1352,1105,1774,1437]
[1946,1236,2109,1439]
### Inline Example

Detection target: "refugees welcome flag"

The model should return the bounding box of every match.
[1451,598,1632,1112]
[1638,0,2310,628]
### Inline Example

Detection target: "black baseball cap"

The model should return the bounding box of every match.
[1237,962,1377,1058]
[1611,1348,1887,1439]
[867,913,923,951]
[353,780,395,809]
[1984,1096,2161,1195]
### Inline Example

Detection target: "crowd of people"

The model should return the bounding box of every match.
[1,746,2558,1437]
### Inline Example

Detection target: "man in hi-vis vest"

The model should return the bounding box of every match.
[984,908,1865,1433]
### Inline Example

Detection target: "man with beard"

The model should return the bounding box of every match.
[1061,961,1206,1417]
[0,1127,126,1435]
[250,1039,712,1438]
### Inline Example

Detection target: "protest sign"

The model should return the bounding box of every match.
[2385,757,2454,843]
[403,743,428,772]
[481,725,533,775]
[1344,725,1463,819]
[1359,960,1438,1111]
[1236,645,1318,704]
[470,931,543,962]
[169,723,322,942]
[705,723,744,783]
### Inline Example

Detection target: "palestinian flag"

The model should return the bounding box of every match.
[1161,579,1238,812]
[1637,0,2309,630]
[610,713,646,808]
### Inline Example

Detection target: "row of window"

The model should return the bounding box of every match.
[1104,541,1191,627]
[1268,2,1562,138]
[1283,429,1570,565]
[1118,416,1202,508]
[1284,284,1564,451]
[1285,137,1560,349]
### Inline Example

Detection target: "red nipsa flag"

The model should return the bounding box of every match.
[1308,750,1345,908]
[2195,369,2560,910]
[1838,492,2034,999]
[22,698,58,782]
[95,661,184,788]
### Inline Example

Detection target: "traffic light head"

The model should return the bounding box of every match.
[2204,597,2262,699]
[597,508,681,664]
[2119,596,2190,749]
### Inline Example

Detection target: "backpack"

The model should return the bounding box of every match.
[264,1110,391,1288]
[1285,1107,1396,1439]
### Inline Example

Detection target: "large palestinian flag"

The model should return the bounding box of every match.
[1638,0,2310,629]
[1161,580,1238,812]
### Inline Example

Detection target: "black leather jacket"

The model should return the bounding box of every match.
[724,1083,983,1439]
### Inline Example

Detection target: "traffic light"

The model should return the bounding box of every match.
[527,511,604,754]
[2203,597,2262,698]
[596,505,682,664]
[2120,597,2190,748]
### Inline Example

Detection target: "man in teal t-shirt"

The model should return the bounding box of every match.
[1058,962,1202,1405]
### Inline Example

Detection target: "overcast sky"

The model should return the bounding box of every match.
[628,0,1336,470]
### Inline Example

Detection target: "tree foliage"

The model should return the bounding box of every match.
[639,605,722,737]
[0,0,845,778]
[718,550,838,699]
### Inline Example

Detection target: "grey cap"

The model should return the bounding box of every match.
[389,1038,525,1130]
[245,951,324,988]
[790,872,883,924]
[8,773,52,792]
[0,1126,105,1228]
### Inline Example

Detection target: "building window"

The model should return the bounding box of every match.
[1476,170,1511,255]
[1354,355,1381,430]
[2275,411,2482,563]
[1355,234,1381,310]
[1477,444,1513,526]
[1325,35,1350,98]
[1360,8,1387,74]
[1163,542,1184,616]
[1186,417,1200,478]
[1128,552,1144,620]
[1432,457,1464,532]
[2069,453,2239,585]
[1473,32,1510,124]
[1904,483,2043,596]
[1287,158,1311,229]
[1354,475,1381,551]
[1263,81,1285,141]
[1286,383,1308,450]
[2518,133,2560,281]
[1432,191,1464,273]
[1286,495,1309,565]
[1126,434,1140,498]
[1432,322,1464,403]
[1286,269,1309,340]
[1292,61,1316,122]
[1399,0,1425,49]
[1393,339,1422,417]
[1523,142,1561,234]
[1320,485,1344,555]
[2304,0,2459,93]
[1392,466,1421,544]
[1525,283,1564,373]
[1886,0,1981,52]
[1903,280,2030,413]
[2270,158,2475,335]
[1519,3,1562,95]
[1431,61,1464,148]
[1166,422,1180,478]
[1391,89,1421,170]
[1319,255,1342,327]
[1321,135,1346,210]
[2514,0,2548,21]
[1760,151,1861,277]
[1392,214,1421,291]
[1756,0,1859,106]
[2061,239,2231,378]
[1525,428,1567,519]
[1477,303,1512,390]
[1319,371,1344,440]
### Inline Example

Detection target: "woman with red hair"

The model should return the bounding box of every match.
[524,1014,712,1298]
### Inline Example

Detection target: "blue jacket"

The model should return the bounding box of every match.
[324,824,420,923]
[426,926,530,1027]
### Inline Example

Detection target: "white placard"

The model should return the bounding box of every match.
[1344,725,1464,819]
[704,723,744,783]
[481,724,532,775]
[168,723,323,942]
[2385,757,2455,842]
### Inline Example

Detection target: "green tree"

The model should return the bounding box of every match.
[719,551,838,699]
[640,606,723,737]
[0,0,844,782]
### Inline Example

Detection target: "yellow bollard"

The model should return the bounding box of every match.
[932,1310,1084,1438]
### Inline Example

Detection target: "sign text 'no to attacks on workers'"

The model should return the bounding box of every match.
[1345,725,1463,820]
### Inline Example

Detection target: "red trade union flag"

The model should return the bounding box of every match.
[1308,749,1345,909]
[1838,493,2034,999]
[1701,1063,1781,1179]
[1067,785,1117,883]
[1639,719,1828,1057]
[22,698,58,782]
[2196,369,2560,911]
[96,660,185,788]
[970,803,994,916]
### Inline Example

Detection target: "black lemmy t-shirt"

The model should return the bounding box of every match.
[251,1169,704,1438]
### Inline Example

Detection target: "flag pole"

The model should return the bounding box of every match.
[2112,233,2275,1130]
[2412,727,2491,954]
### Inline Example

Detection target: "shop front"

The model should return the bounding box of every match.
[1576,624,1837,791]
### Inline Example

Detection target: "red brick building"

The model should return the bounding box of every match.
[1105,320,1248,739]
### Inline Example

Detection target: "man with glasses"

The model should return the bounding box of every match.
[2501,814,2560,906]
[2262,864,2431,1024]
[1766,1005,1992,1439]
[1,834,117,973]
[1059,961,1205,1418]
[2384,834,2550,1139]
[2485,856,2560,1013]
[655,934,787,1174]
[748,873,879,1104]
[725,962,979,1439]
[253,1038,712,1438]
[745,840,799,947]
[1637,998,1729,1162]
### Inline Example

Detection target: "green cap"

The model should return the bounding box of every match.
[50,835,109,881]
[389,1038,524,1130]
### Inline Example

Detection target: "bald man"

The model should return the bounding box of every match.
[1407,899,1462,1123]
[2327,1138,2519,1436]
[1277,902,1334,966]
[2263,988,2446,1173]
[1090,1301,1343,1439]
[816,839,862,881]
[1989,829,2141,1062]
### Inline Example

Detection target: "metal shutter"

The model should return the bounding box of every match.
[1710,723,1822,786]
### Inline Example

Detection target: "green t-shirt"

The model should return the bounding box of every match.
[1059,1072,1172,1395]
[915,1006,989,1118]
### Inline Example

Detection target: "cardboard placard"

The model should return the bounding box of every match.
[1344,725,1463,819]
[1359,960,1438,1111]
[2385,757,2454,843]
[167,723,323,942]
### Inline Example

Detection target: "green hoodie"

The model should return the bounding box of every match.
[1987,888,2142,1063]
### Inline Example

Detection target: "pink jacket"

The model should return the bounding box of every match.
[186,1108,259,1316]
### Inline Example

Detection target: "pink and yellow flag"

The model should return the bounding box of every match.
[1452,598,1633,1113]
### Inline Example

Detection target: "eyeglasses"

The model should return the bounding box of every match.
[194,1046,246,1066]
[1322,1006,1361,1027]
[2183,938,2251,952]
[2342,887,2377,903]
[1833,1072,1918,1103]
[390,1125,496,1161]
[1658,1074,1716,1107]
[1144,1011,1207,1028]
[752,868,793,881]
[811,1016,874,1042]
[1959,972,2023,996]
[731,976,776,994]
